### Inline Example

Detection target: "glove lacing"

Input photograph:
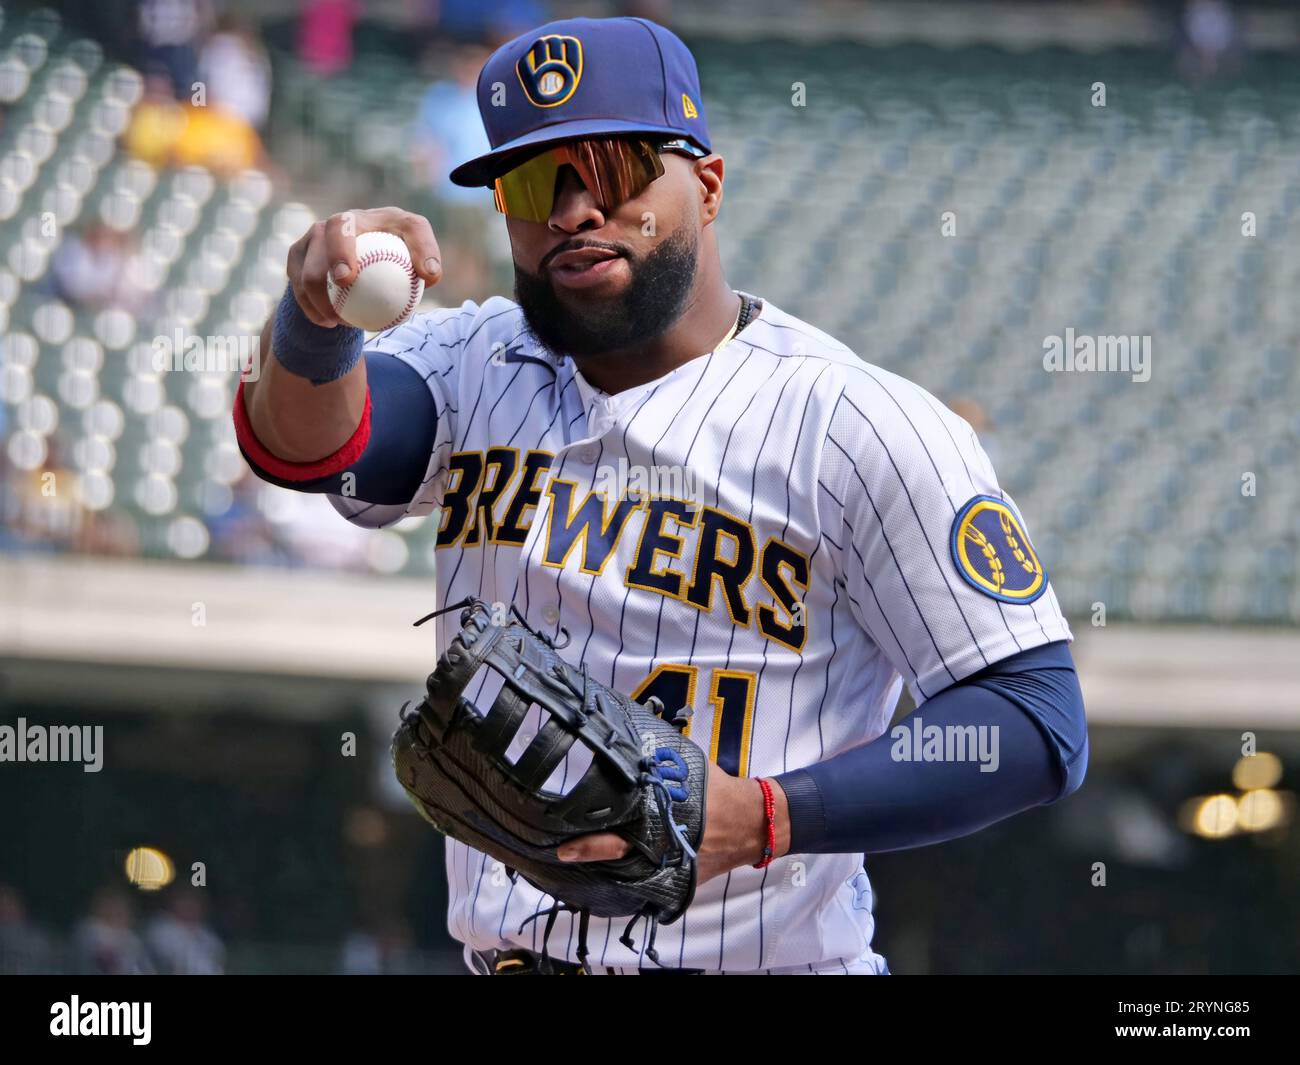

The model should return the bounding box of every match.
[415,597,699,973]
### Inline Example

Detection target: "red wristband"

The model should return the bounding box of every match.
[232,378,373,482]
[753,777,777,869]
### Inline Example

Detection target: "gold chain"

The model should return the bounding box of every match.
[713,295,745,354]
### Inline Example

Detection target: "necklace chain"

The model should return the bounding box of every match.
[714,294,745,353]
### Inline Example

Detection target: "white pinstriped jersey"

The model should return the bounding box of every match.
[330,293,1073,972]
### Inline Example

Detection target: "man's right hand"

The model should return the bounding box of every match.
[287,206,444,327]
[242,207,443,464]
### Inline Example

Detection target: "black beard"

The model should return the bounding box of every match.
[513,226,698,360]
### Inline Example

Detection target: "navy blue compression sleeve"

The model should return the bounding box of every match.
[239,351,437,504]
[774,641,1088,854]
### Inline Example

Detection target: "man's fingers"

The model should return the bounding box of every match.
[361,207,442,284]
[322,211,362,287]
[556,833,631,862]
[297,224,342,326]
[389,210,443,285]
[287,223,339,326]
[289,208,439,326]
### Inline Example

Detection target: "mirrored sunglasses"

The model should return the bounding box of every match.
[491,137,706,223]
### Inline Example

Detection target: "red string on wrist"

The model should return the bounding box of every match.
[753,778,777,869]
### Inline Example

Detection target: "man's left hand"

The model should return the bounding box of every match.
[556,767,791,884]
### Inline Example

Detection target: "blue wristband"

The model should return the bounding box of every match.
[271,284,365,385]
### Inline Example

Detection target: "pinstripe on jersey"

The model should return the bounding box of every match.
[329,293,1072,971]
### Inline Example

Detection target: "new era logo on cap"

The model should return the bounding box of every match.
[449,16,712,188]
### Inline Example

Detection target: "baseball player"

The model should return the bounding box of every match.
[236,16,1088,974]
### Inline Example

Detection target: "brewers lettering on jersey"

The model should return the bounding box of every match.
[329,296,1071,973]
[239,15,1085,976]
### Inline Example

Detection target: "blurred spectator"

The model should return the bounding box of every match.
[262,486,375,570]
[411,45,503,300]
[0,884,54,975]
[947,396,1001,470]
[208,471,293,566]
[173,98,265,176]
[51,0,144,64]
[3,431,140,556]
[1177,0,1242,82]
[76,510,143,558]
[145,891,226,974]
[5,443,84,552]
[618,0,674,23]
[0,400,9,545]
[426,0,550,46]
[339,920,417,974]
[51,222,140,311]
[124,73,187,170]
[138,0,213,98]
[412,45,490,209]
[125,73,265,177]
[198,13,274,130]
[339,928,382,974]
[73,888,154,975]
[298,0,361,78]
[207,472,375,569]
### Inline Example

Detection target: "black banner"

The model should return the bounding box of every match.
[1,975,1293,1050]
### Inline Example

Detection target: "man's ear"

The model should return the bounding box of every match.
[696,154,725,224]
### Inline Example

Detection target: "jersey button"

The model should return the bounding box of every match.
[542,605,561,625]
[579,445,598,463]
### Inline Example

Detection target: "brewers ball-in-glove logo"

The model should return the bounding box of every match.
[950,495,1046,603]
[517,34,583,108]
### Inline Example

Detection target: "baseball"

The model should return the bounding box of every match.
[326,231,424,332]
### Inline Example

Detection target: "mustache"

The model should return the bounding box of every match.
[539,239,631,272]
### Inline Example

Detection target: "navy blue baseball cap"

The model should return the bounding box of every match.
[448,16,712,188]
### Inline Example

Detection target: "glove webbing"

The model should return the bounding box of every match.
[412,597,700,971]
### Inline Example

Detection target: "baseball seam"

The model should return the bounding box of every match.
[332,247,422,331]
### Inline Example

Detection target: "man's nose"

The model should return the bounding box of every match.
[548,165,606,233]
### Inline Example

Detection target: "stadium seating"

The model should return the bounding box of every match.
[2,6,1298,623]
